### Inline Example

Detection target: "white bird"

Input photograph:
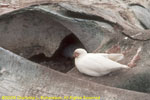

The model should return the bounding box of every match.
[73,48,130,77]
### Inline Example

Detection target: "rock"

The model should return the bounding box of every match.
[0,10,71,58]
[67,40,150,93]
[130,5,150,29]
[0,47,150,99]
[0,0,150,97]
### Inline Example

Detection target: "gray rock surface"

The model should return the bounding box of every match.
[0,47,150,99]
[0,10,71,58]
[130,5,150,29]
[0,0,150,99]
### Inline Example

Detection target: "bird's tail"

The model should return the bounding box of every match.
[122,65,130,69]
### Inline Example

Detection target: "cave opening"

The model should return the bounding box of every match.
[29,33,85,73]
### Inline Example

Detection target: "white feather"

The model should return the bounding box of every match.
[96,53,124,62]
[74,48,129,76]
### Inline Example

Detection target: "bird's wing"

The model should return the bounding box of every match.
[80,54,128,73]
[95,53,124,62]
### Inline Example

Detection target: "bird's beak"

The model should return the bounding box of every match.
[73,52,79,58]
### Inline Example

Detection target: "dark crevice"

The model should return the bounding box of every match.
[113,22,150,41]
[52,33,86,58]
[129,3,145,8]
[61,10,116,26]
[29,53,74,73]
[29,33,85,73]
[30,3,62,9]
[29,53,51,63]
[121,32,150,41]
[30,3,55,7]
[139,21,149,29]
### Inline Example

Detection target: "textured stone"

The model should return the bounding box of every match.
[130,5,150,29]
[0,10,71,58]
[0,1,150,98]
[0,47,150,99]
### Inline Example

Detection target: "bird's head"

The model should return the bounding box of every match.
[73,48,87,58]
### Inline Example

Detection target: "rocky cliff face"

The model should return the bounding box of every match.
[0,0,150,99]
